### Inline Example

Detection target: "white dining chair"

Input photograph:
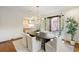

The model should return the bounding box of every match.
[26,34,41,52]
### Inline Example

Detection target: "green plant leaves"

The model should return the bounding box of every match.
[66,17,78,40]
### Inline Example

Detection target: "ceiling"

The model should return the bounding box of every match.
[0,6,79,17]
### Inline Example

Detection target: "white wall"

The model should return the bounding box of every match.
[0,7,25,42]
[64,8,79,41]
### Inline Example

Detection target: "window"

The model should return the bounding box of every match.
[50,17,59,32]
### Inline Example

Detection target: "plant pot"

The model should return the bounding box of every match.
[70,41,75,45]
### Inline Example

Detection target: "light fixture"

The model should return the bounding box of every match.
[35,6,41,30]
[36,6,40,20]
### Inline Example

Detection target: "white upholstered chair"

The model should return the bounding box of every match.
[45,36,74,52]
[26,34,41,52]
[45,38,57,52]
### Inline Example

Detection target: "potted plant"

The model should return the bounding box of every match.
[66,17,78,45]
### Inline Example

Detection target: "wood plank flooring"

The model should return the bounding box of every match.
[0,40,16,52]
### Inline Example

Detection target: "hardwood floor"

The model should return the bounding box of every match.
[0,40,16,52]
[74,43,79,52]
[0,38,79,52]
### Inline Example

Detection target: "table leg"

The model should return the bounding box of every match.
[44,39,46,52]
